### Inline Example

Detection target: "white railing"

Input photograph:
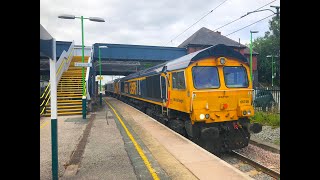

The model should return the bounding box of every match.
[55,41,75,83]
[86,56,91,100]
[73,45,92,56]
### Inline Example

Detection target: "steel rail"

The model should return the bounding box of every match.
[230,150,280,179]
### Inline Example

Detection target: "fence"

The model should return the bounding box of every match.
[253,87,280,113]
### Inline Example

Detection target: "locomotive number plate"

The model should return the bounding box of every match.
[239,98,250,105]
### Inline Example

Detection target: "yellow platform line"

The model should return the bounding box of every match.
[104,99,160,180]
[40,121,49,129]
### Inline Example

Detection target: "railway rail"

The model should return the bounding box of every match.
[228,150,280,179]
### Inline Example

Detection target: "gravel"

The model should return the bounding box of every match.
[238,164,255,172]
[253,173,275,180]
[235,144,280,173]
[251,125,280,145]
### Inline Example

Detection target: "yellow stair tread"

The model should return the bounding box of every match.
[61,77,83,78]
[57,102,82,105]
[57,93,82,95]
[57,100,82,102]
[59,84,83,86]
[59,79,82,80]
[58,83,82,84]
[57,96,82,98]
[57,96,82,99]
[44,111,84,116]
[58,85,83,87]
[60,77,83,78]
[59,89,82,93]
[47,105,82,109]
[58,84,82,85]
[57,95,82,97]
[47,108,82,112]
[57,94,83,96]
[57,88,83,89]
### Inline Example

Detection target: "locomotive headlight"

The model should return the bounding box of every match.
[205,114,210,119]
[247,110,251,115]
[220,57,226,65]
[200,114,205,120]
[243,111,247,115]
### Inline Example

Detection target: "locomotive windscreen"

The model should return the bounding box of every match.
[223,66,249,88]
[192,67,220,89]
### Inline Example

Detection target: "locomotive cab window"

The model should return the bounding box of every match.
[223,66,248,88]
[192,67,220,89]
[172,71,186,90]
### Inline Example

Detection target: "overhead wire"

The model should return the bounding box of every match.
[213,0,277,31]
[225,14,275,37]
[165,0,228,45]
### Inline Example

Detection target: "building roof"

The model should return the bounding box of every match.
[178,27,247,48]
[243,47,259,55]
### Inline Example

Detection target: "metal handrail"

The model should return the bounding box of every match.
[40,89,51,106]
[40,81,51,99]
[40,96,51,115]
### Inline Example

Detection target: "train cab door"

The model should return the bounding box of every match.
[160,74,168,115]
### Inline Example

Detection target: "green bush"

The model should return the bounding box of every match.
[250,111,280,128]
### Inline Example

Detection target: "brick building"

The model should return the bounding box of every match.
[178,27,259,87]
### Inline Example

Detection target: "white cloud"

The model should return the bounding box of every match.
[41,0,280,47]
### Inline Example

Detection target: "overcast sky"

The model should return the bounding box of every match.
[41,0,280,83]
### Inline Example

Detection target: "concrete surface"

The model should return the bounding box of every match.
[62,106,137,180]
[40,115,88,180]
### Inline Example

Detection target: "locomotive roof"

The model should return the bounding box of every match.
[121,44,248,81]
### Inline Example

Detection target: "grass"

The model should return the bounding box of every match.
[250,111,280,128]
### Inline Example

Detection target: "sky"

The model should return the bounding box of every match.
[41,0,280,84]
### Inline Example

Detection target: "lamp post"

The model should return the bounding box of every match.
[98,45,108,106]
[250,30,258,84]
[58,14,105,119]
[266,55,279,87]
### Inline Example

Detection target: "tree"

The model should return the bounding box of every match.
[252,16,280,87]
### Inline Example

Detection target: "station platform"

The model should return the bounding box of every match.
[40,97,253,180]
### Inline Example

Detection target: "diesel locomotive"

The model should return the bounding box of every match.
[105,44,262,153]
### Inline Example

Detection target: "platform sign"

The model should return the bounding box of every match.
[97,76,103,80]
[75,62,92,67]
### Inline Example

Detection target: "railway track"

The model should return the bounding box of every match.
[249,139,280,154]
[229,150,280,179]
